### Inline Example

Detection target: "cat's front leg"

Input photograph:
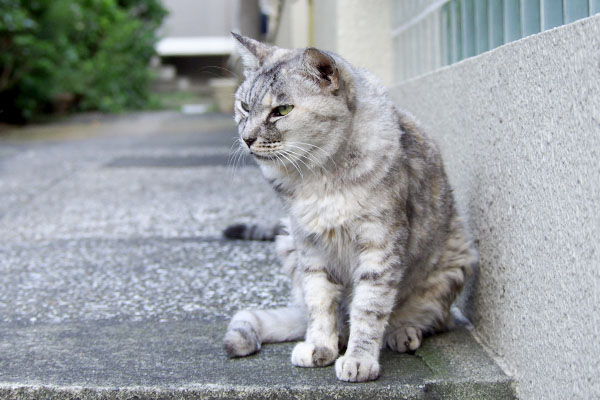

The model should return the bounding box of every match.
[335,247,399,382]
[291,248,342,368]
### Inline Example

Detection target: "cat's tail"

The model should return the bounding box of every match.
[223,222,284,241]
[223,307,306,357]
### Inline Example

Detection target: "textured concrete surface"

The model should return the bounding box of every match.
[0,111,514,398]
[0,322,513,400]
[0,239,286,324]
[390,14,600,400]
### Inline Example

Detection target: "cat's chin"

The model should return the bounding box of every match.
[251,153,275,162]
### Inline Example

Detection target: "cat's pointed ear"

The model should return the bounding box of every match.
[302,48,340,91]
[231,32,274,71]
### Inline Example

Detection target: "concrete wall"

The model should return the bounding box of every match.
[389,15,600,400]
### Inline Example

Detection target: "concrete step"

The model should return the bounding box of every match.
[0,321,515,399]
[0,112,516,399]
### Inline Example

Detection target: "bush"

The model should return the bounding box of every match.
[0,0,167,123]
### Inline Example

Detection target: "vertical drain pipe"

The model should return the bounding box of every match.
[308,0,314,46]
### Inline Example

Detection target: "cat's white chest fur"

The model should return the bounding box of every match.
[290,182,363,238]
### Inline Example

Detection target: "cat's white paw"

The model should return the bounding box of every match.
[335,354,380,382]
[291,341,337,367]
[223,324,260,357]
[385,326,423,353]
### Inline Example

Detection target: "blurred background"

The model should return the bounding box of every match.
[2,0,596,124]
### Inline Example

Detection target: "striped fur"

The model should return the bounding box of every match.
[223,222,284,241]
[223,34,478,382]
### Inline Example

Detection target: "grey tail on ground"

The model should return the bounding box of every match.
[223,222,284,241]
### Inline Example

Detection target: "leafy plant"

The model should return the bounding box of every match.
[0,0,167,123]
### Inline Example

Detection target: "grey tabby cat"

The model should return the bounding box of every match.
[223,33,478,382]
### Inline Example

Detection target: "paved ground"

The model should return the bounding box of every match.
[0,112,515,399]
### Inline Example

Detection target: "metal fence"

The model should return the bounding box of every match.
[392,0,600,82]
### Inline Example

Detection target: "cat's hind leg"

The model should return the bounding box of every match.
[385,269,462,353]
[223,307,306,357]
[385,216,477,353]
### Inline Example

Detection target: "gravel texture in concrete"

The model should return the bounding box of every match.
[0,238,287,324]
[0,111,515,399]
[0,322,514,400]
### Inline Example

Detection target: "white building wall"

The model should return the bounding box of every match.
[278,0,393,86]
[160,0,235,37]
[275,0,310,49]
[312,0,338,52]
[335,0,393,85]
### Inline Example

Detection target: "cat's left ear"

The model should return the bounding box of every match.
[302,48,340,92]
[231,32,275,71]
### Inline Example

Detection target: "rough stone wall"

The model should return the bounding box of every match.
[389,15,600,400]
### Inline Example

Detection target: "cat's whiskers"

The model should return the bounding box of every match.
[273,152,290,178]
[278,151,304,180]
[287,141,337,169]
[284,144,327,173]
[282,147,327,176]
[235,139,249,171]
[281,152,304,180]
[227,139,240,167]
[227,138,246,181]
[282,149,315,173]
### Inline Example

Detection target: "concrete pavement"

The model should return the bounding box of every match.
[0,112,515,399]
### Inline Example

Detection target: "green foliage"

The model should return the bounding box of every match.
[0,0,167,122]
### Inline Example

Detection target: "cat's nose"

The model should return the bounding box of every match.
[244,137,256,148]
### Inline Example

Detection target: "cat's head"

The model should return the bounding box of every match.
[232,33,354,175]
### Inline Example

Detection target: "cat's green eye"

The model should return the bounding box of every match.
[241,102,250,112]
[273,104,294,117]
